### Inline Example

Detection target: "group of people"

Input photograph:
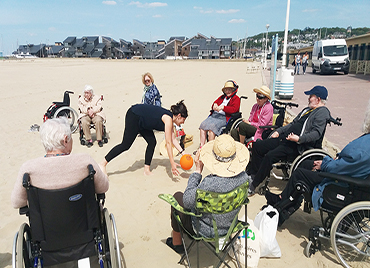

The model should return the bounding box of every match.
[293,50,309,75]
[11,71,370,263]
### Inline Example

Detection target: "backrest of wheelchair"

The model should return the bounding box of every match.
[25,171,100,253]
[270,101,286,128]
[321,176,370,213]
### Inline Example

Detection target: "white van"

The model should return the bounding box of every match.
[312,39,350,74]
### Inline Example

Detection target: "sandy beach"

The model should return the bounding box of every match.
[0,58,345,268]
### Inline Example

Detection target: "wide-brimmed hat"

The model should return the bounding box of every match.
[159,139,178,157]
[200,134,249,177]
[253,86,271,100]
[222,80,238,92]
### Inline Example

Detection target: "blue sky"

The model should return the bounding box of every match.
[0,0,369,55]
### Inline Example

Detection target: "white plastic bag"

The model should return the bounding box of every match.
[254,205,281,258]
[229,215,260,268]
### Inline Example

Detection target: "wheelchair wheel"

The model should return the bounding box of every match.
[230,118,244,134]
[330,201,370,268]
[289,149,333,178]
[103,208,121,268]
[54,106,79,133]
[13,223,33,268]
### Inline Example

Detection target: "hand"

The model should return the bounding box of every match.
[313,160,322,171]
[194,151,204,174]
[243,119,250,124]
[88,109,95,117]
[286,133,299,142]
[270,131,279,138]
[212,103,219,111]
[171,163,181,177]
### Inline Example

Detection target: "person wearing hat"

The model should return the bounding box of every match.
[231,85,273,144]
[248,85,331,196]
[197,80,241,152]
[78,85,106,148]
[165,134,249,253]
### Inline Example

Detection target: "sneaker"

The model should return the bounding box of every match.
[87,141,93,148]
[98,141,103,147]
[166,237,185,254]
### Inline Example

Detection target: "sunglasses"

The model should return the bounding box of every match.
[144,79,151,83]
[256,94,267,99]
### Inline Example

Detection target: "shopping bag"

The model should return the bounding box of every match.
[254,205,281,258]
[229,215,260,267]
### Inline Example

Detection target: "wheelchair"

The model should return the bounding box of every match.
[275,172,370,268]
[12,165,121,268]
[43,91,79,133]
[258,115,342,195]
[220,96,248,135]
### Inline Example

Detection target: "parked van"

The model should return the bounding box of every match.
[312,39,350,74]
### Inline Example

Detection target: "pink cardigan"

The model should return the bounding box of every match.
[11,154,109,209]
[248,101,273,141]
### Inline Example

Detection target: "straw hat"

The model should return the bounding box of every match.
[159,139,178,157]
[253,85,271,100]
[200,134,250,177]
[222,80,238,92]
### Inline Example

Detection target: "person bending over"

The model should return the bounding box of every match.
[11,117,109,209]
[231,85,273,144]
[78,85,106,148]
[101,101,188,176]
[248,86,331,196]
[197,80,240,151]
[265,98,370,224]
[165,134,249,253]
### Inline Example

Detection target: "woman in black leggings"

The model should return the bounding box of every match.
[101,100,188,176]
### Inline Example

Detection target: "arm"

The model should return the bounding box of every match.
[90,158,109,194]
[11,166,28,209]
[171,128,184,154]
[143,84,160,105]
[78,97,89,114]
[183,172,202,210]
[91,96,103,114]
[298,108,329,144]
[250,103,273,128]
[162,114,180,176]
[222,96,240,116]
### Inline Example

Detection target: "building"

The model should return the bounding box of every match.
[188,36,232,59]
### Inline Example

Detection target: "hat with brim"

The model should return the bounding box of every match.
[222,81,237,92]
[253,86,271,100]
[200,134,250,177]
[160,139,178,157]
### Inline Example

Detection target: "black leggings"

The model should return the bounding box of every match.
[105,108,157,166]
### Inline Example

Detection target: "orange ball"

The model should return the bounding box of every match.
[180,154,193,170]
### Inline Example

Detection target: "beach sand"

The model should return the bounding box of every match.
[0,58,343,267]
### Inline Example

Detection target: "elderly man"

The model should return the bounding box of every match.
[78,85,106,148]
[248,86,331,196]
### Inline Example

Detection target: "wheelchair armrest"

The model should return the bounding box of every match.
[230,112,242,119]
[97,193,106,201]
[19,206,29,216]
[318,172,370,188]
[259,125,276,129]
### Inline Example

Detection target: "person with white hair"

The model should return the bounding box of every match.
[265,97,370,226]
[78,85,106,148]
[11,117,109,209]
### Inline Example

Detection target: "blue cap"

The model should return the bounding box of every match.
[304,86,328,100]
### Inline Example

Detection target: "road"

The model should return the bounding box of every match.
[264,65,370,150]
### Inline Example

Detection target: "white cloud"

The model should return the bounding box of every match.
[129,1,167,8]
[302,9,318,13]
[200,9,213,14]
[228,19,245,23]
[153,14,162,18]
[48,27,56,32]
[216,9,239,14]
[102,1,117,5]
[193,6,202,10]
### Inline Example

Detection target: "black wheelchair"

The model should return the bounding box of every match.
[274,172,370,268]
[220,96,248,135]
[12,165,121,268]
[43,91,79,133]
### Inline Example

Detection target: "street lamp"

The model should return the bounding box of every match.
[263,24,270,69]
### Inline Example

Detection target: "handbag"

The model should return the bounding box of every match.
[254,205,281,258]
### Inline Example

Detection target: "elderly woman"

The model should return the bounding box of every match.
[11,117,109,209]
[78,85,106,148]
[101,100,188,176]
[165,134,249,253]
[231,86,273,144]
[142,72,161,106]
[197,80,241,151]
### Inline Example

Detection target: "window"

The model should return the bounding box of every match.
[359,43,366,60]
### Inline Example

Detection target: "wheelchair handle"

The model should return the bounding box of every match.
[327,116,342,126]
[65,91,74,94]
[272,99,299,108]
[240,96,248,100]
[318,172,370,188]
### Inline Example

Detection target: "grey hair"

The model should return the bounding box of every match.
[321,99,327,105]
[83,84,94,95]
[40,117,72,152]
[362,98,370,134]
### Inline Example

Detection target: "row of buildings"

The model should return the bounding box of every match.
[13,33,233,60]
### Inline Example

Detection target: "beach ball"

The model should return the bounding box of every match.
[180,154,193,170]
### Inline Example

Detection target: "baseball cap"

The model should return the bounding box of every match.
[304,86,328,100]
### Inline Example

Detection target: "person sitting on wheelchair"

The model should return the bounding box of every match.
[197,80,240,152]
[231,85,273,144]
[11,117,109,209]
[265,98,370,225]
[248,86,331,196]
[78,85,106,148]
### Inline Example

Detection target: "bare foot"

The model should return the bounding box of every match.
[144,165,153,176]
[144,170,154,176]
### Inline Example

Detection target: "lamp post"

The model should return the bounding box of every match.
[263,24,270,69]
